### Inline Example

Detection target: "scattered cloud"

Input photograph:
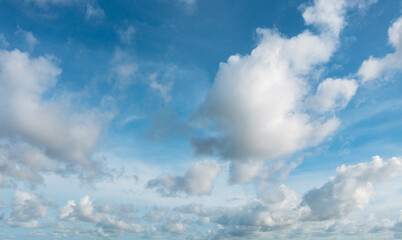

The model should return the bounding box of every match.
[85,3,105,22]
[23,0,83,8]
[110,48,138,89]
[0,34,9,48]
[5,191,51,228]
[358,16,402,82]
[305,78,358,113]
[302,156,402,221]
[145,206,168,222]
[60,195,141,235]
[15,28,39,52]
[229,159,300,183]
[176,0,198,14]
[147,160,222,196]
[0,0,399,239]
[118,26,135,44]
[148,73,173,103]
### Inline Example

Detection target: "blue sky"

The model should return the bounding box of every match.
[0,0,402,239]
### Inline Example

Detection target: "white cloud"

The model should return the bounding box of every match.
[302,156,402,220]
[24,0,82,7]
[192,27,340,161]
[118,26,135,44]
[176,0,198,14]
[145,206,168,222]
[60,195,141,233]
[302,0,346,36]
[305,78,358,113]
[191,0,369,183]
[0,139,60,183]
[149,73,173,103]
[229,159,299,183]
[0,48,106,183]
[15,29,39,52]
[0,34,9,48]
[111,48,138,89]
[147,160,222,196]
[212,185,308,230]
[6,191,50,228]
[85,3,105,22]
[358,16,402,82]
[162,221,186,233]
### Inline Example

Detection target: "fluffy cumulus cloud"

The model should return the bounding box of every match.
[191,0,362,182]
[0,48,105,184]
[213,185,308,230]
[59,195,140,235]
[2,157,394,239]
[302,0,346,36]
[305,78,358,113]
[6,191,51,228]
[302,156,402,221]
[358,16,402,82]
[147,160,221,196]
[157,157,402,239]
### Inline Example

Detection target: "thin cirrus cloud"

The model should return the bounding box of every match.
[15,28,39,52]
[84,3,105,22]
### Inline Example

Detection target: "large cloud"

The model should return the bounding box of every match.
[147,160,221,196]
[358,16,402,82]
[191,0,359,181]
[0,49,105,184]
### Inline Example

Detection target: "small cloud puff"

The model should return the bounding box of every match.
[147,160,222,197]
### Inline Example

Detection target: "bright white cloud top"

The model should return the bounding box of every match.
[0,0,401,239]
